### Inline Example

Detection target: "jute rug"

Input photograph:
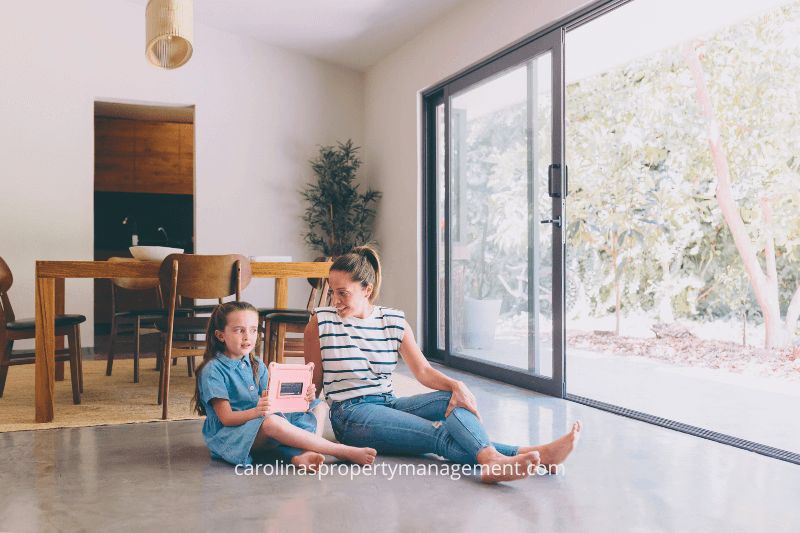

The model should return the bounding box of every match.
[0,358,199,432]
[0,358,430,433]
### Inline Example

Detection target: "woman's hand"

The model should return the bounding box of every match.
[254,389,271,417]
[398,323,481,420]
[304,383,317,405]
[445,381,481,420]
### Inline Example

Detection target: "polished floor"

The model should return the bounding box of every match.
[460,335,800,455]
[1,363,798,532]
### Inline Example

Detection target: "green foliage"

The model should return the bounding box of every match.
[301,140,382,257]
[454,1,800,332]
[564,1,800,324]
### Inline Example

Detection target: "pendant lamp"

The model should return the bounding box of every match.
[145,0,193,69]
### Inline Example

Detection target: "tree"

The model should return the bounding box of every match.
[565,2,800,348]
[685,33,800,348]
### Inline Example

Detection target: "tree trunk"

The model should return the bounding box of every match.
[656,256,676,324]
[612,230,621,336]
[684,41,798,348]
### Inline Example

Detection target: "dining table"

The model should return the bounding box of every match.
[33,259,332,423]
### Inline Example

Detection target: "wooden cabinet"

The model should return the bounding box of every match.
[95,117,193,195]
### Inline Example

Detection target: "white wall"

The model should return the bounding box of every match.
[0,0,364,346]
[364,0,590,340]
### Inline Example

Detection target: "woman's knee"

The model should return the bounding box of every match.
[435,390,453,402]
[432,390,454,416]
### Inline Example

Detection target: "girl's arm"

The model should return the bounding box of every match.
[210,391,270,427]
[303,314,324,395]
[398,320,481,418]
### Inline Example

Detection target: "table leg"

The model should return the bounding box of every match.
[274,277,288,308]
[55,278,65,381]
[35,276,56,422]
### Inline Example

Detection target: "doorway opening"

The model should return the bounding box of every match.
[93,100,195,350]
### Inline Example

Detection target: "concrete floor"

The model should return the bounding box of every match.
[568,348,800,453]
[2,364,798,532]
[461,336,800,454]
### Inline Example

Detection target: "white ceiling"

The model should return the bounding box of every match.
[131,0,469,71]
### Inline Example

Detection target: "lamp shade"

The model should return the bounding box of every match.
[145,0,193,69]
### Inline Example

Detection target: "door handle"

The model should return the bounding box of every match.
[540,216,562,228]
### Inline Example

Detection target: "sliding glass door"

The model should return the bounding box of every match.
[564,0,800,456]
[425,29,565,396]
[424,0,799,463]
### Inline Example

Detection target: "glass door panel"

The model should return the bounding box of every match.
[443,29,564,395]
[565,0,800,453]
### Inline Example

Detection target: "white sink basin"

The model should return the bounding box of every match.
[129,246,184,262]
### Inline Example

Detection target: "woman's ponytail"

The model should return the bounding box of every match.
[331,245,382,303]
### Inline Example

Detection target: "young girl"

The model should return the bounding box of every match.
[193,301,377,469]
[304,246,582,483]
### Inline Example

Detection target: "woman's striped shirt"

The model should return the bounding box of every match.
[315,305,405,403]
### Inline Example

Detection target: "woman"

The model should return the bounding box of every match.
[304,246,581,483]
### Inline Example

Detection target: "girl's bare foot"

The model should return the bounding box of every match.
[477,448,540,483]
[336,445,377,465]
[291,451,325,472]
[518,421,582,466]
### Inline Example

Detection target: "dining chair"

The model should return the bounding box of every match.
[156,253,252,419]
[0,256,84,404]
[262,275,330,363]
[105,257,172,383]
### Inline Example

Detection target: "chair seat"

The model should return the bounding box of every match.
[155,316,210,334]
[114,307,168,319]
[186,304,219,314]
[6,314,86,331]
[114,308,193,319]
[264,311,311,325]
[4,348,74,365]
[258,307,309,316]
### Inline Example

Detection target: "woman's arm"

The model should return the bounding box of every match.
[398,321,481,418]
[210,391,270,427]
[304,314,324,395]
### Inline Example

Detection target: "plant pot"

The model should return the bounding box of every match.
[462,297,502,350]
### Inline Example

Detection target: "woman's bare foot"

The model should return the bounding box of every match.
[291,451,325,472]
[477,447,540,483]
[518,421,582,466]
[334,445,377,465]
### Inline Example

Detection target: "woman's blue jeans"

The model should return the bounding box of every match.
[329,391,519,465]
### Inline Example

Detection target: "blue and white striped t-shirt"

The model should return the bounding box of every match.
[315,305,405,403]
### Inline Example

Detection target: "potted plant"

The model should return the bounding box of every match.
[301,140,382,258]
[460,145,529,350]
[461,209,503,350]
[459,172,508,351]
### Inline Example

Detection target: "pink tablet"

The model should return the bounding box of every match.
[267,362,314,413]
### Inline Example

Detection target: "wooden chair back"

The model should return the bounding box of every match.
[0,256,15,323]
[305,256,331,310]
[306,277,330,310]
[159,254,252,305]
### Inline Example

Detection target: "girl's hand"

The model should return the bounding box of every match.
[445,381,481,420]
[254,389,271,417]
[304,383,317,404]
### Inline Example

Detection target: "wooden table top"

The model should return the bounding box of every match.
[35,260,332,279]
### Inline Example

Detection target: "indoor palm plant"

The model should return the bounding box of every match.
[302,140,382,258]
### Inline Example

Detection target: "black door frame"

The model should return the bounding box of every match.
[422,29,566,397]
[420,0,800,465]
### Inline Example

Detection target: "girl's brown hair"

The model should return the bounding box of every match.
[192,301,261,415]
[330,245,382,303]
